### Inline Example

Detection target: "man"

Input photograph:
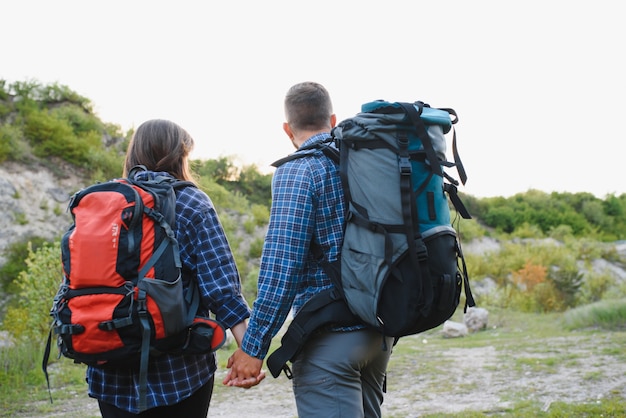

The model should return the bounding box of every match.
[224,82,393,417]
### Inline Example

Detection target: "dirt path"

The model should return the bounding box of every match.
[212,333,626,417]
[15,330,626,418]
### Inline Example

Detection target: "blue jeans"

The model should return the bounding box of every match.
[291,329,393,418]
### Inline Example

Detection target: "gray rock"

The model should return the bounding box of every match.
[464,306,489,332]
[442,320,468,338]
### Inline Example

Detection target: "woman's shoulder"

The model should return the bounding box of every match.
[175,183,213,212]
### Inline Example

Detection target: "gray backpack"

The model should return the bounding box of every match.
[267,100,475,379]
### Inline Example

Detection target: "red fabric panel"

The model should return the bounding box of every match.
[69,191,131,289]
[69,293,125,353]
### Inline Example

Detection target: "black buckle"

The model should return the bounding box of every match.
[399,156,412,176]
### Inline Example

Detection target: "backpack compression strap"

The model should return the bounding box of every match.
[398,102,438,316]
[397,102,443,177]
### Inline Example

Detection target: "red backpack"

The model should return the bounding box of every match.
[43,166,226,412]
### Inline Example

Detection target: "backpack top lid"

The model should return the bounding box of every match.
[361,100,453,134]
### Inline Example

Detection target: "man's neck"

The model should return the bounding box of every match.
[293,129,328,149]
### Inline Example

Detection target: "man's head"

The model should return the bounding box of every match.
[283,82,336,147]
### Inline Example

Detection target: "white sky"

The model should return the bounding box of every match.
[2,0,624,198]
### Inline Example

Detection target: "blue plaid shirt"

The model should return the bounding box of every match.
[87,171,250,413]
[241,133,347,359]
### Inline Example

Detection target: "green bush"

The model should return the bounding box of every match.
[243,217,256,234]
[548,224,574,241]
[248,237,264,259]
[549,264,583,308]
[50,104,102,134]
[192,157,273,210]
[196,175,251,214]
[511,222,544,239]
[23,109,93,165]
[484,204,517,233]
[243,266,260,302]
[454,217,485,241]
[85,147,125,182]
[251,204,270,227]
[2,242,62,341]
[577,271,616,305]
[0,237,49,292]
[0,123,29,163]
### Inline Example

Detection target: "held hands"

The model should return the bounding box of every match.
[223,348,266,389]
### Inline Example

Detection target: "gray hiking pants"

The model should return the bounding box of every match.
[291,328,393,418]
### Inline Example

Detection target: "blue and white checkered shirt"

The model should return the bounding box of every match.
[87,171,250,413]
[241,133,347,359]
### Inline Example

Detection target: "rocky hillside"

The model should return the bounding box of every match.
[0,160,87,265]
[0,160,267,274]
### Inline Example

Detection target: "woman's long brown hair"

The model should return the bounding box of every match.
[123,119,195,182]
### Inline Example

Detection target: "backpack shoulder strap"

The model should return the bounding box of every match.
[172,180,197,192]
[271,138,338,168]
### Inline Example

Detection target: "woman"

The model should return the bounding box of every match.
[88,119,257,417]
